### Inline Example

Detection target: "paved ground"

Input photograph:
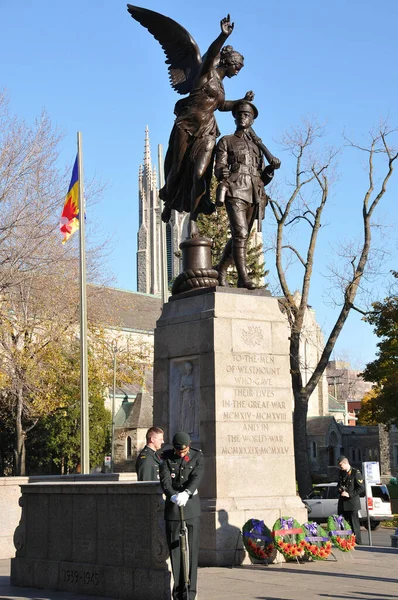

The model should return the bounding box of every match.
[1,530,397,600]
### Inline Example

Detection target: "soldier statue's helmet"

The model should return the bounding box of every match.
[172,431,191,450]
[232,100,258,119]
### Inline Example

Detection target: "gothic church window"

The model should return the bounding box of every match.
[126,436,132,459]
[311,441,317,459]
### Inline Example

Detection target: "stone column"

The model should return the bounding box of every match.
[154,287,307,566]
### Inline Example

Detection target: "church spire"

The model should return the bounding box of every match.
[144,125,151,179]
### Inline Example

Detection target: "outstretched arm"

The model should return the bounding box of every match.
[201,15,234,72]
[219,90,255,112]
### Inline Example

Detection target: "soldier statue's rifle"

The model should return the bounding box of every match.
[179,506,190,599]
[248,127,281,232]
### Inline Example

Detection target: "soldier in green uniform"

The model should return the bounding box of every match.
[337,455,365,544]
[160,431,204,600]
[135,426,164,481]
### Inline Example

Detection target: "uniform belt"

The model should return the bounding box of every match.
[231,165,261,175]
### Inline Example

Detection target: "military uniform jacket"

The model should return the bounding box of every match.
[159,447,204,521]
[135,446,162,481]
[215,130,273,205]
[337,467,365,512]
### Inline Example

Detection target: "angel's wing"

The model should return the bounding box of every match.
[127,5,202,95]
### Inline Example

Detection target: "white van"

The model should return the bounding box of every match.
[303,482,393,530]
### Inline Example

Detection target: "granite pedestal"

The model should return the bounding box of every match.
[10,481,170,599]
[153,287,307,566]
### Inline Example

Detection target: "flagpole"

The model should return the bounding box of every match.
[77,131,90,474]
[157,144,169,305]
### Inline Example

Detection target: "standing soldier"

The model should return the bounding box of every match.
[135,426,164,481]
[160,431,204,600]
[337,455,365,544]
[214,100,280,289]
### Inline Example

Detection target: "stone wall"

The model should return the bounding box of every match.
[11,480,169,600]
[0,474,138,560]
[0,477,29,559]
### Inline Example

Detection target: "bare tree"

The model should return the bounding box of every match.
[0,92,117,474]
[267,119,397,496]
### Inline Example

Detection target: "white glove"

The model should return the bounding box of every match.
[176,491,190,507]
[170,494,178,504]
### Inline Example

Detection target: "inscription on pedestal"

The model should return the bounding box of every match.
[219,352,292,456]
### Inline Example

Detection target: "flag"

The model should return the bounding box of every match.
[60,156,79,243]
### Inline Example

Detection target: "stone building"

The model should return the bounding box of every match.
[307,416,398,483]
[113,390,154,472]
[279,293,329,419]
[136,127,185,295]
[307,360,397,482]
[137,126,161,295]
[95,286,161,471]
[326,360,373,424]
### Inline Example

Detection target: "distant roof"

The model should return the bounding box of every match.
[114,390,153,429]
[88,286,162,333]
[114,401,134,428]
[307,416,336,435]
[114,368,153,397]
[328,394,345,412]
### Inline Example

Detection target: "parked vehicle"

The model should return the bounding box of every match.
[302,482,393,530]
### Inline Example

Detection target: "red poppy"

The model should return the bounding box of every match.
[184,455,190,462]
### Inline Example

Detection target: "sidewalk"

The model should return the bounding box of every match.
[1,545,398,600]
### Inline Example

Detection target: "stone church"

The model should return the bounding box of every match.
[136,126,186,296]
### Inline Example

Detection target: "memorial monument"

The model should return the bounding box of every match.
[128,4,307,567]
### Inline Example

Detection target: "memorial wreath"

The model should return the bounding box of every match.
[242,519,276,562]
[327,514,356,552]
[302,522,332,560]
[272,517,305,560]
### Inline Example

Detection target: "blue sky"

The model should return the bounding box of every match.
[1,0,397,368]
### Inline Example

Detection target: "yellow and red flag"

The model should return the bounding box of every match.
[60,156,79,243]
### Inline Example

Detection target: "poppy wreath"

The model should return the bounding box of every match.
[302,522,332,560]
[327,514,356,552]
[272,516,305,560]
[242,519,277,562]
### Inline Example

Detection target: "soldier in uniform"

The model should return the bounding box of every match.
[160,431,204,600]
[214,100,280,289]
[135,426,164,481]
[337,455,365,544]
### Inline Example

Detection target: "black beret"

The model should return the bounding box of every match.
[173,431,191,450]
[337,455,347,464]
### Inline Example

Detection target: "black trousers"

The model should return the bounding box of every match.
[342,510,362,545]
[166,517,200,600]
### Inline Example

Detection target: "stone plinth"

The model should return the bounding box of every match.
[154,287,307,566]
[0,477,30,560]
[11,481,170,599]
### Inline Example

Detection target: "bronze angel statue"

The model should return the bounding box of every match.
[127,5,254,238]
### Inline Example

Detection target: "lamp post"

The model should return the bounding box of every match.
[111,345,118,473]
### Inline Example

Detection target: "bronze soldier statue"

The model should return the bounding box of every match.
[127,6,253,238]
[214,101,281,289]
